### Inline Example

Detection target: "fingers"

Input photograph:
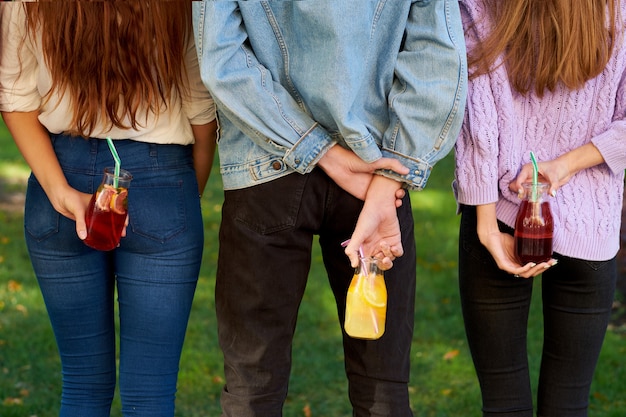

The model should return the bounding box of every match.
[371,157,409,176]
[344,243,361,269]
[120,215,130,238]
[344,239,404,270]
[377,256,394,271]
[509,165,532,194]
[372,242,403,271]
[367,242,399,269]
[342,238,363,269]
[68,191,92,241]
[394,188,406,208]
[510,259,558,278]
[510,160,566,199]
[75,213,87,240]
[379,241,403,259]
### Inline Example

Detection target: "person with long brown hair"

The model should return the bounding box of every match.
[454,0,626,415]
[0,2,216,416]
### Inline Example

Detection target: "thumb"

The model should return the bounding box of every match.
[342,238,363,269]
[509,171,527,195]
[345,245,360,269]
[75,208,88,240]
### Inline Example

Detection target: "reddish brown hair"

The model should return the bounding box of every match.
[468,0,619,96]
[25,1,192,136]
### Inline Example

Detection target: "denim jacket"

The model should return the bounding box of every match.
[193,0,467,190]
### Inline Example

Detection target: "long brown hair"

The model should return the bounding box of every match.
[25,1,192,137]
[468,0,618,96]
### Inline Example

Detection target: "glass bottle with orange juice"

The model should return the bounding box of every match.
[344,257,387,340]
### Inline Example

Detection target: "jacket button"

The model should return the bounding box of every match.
[272,161,282,170]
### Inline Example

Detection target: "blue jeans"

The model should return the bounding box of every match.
[215,169,417,417]
[24,135,203,417]
[458,205,616,417]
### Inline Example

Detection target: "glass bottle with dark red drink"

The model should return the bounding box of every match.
[514,182,553,264]
[84,167,132,251]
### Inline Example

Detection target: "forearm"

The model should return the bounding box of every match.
[192,120,218,196]
[1,111,70,199]
[366,174,403,204]
[557,142,604,176]
[475,203,499,244]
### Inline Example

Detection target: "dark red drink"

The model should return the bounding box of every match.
[514,198,553,264]
[84,192,127,251]
[83,167,131,251]
[514,233,553,264]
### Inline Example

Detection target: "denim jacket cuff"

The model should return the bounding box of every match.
[284,123,336,174]
[378,149,433,190]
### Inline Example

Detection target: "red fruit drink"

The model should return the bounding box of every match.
[514,190,553,265]
[83,167,131,251]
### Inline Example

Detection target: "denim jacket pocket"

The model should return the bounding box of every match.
[129,181,186,242]
[24,176,60,241]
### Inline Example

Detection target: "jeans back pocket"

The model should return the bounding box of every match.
[128,181,186,243]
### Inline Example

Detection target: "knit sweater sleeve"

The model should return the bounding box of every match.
[591,54,626,174]
[454,0,500,206]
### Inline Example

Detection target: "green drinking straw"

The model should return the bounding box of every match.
[529,151,539,202]
[106,137,121,188]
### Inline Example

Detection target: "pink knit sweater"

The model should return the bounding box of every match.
[454,0,626,261]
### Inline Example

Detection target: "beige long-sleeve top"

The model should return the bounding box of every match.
[0,3,215,144]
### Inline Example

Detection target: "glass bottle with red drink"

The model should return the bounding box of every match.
[514,182,553,265]
[84,167,132,251]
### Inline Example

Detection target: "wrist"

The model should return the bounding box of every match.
[475,203,499,238]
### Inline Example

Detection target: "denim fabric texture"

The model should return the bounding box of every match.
[215,170,417,417]
[24,135,204,417]
[193,0,467,190]
[458,206,616,417]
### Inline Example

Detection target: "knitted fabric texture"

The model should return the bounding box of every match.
[455,0,626,261]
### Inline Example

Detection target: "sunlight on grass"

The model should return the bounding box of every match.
[411,188,455,211]
[0,161,29,184]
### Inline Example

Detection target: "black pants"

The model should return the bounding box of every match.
[216,170,417,417]
[458,205,616,417]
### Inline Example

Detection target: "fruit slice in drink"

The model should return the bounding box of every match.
[94,184,115,211]
[362,272,387,308]
[84,185,128,251]
[344,271,387,339]
[110,188,128,215]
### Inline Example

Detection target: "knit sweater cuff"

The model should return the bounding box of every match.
[454,184,499,207]
[592,131,626,174]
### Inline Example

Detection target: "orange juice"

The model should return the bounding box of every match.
[344,258,387,340]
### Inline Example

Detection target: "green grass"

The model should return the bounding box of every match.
[0,121,625,417]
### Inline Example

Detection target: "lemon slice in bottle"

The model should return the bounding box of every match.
[362,274,387,308]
